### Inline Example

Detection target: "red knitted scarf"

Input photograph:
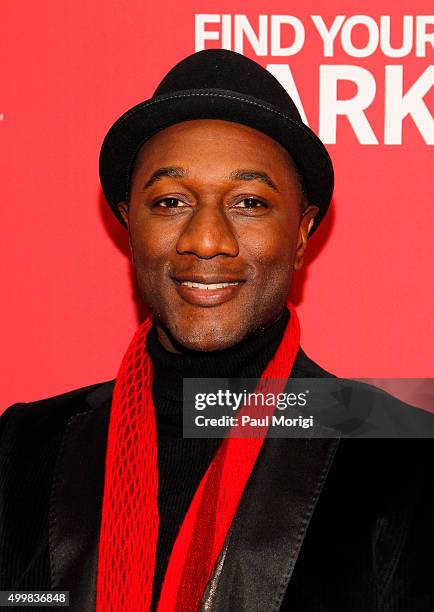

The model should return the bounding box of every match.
[96,302,300,612]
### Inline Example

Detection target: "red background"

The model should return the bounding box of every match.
[1,1,433,410]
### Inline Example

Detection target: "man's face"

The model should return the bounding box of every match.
[118,119,317,352]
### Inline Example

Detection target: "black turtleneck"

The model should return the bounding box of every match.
[147,307,291,608]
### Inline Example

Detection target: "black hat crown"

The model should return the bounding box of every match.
[154,49,302,122]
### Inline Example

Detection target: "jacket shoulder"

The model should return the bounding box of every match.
[0,381,114,591]
[292,347,335,378]
[0,381,115,442]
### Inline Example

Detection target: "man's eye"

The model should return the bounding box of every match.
[235,198,267,209]
[154,198,186,208]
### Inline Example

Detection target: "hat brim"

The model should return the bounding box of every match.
[99,89,334,235]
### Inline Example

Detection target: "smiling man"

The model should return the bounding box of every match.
[1,49,433,612]
[117,118,317,353]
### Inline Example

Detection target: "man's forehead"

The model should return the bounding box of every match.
[130,119,301,188]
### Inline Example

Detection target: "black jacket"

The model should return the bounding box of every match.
[1,349,433,611]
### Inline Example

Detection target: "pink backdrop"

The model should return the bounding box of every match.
[1,1,433,410]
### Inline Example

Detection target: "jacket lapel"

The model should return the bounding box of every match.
[49,383,113,612]
[202,437,339,612]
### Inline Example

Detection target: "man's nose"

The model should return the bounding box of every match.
[176,204,239,259]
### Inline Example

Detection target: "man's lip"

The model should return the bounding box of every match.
[171,276,246,307]
[172,275,246,284]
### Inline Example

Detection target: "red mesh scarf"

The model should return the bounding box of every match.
[96,302,300,611]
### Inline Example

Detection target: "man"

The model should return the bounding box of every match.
[1,49,433,612]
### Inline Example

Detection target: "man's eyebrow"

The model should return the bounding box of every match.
[142,166,278,192]
[229,169,278,192]
[143,167,189,190]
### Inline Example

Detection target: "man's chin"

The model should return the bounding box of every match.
[156,320,249,354]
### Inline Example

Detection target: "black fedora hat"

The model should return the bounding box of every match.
[99,49,333,235]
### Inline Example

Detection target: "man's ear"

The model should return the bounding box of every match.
[117,201,134,260]
[117,201,129,228]
[293,205,319,271]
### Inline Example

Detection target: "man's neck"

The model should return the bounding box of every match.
[146,307,291,405]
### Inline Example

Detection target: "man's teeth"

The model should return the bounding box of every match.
[181,281,240,289]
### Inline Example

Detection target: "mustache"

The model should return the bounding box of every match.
[168,263,256,281]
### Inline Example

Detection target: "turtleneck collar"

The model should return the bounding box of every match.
[146,307,290,404]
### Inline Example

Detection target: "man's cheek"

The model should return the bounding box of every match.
[136,261,175,305]
[253,247,294,281]
[243,230,293,259]
[258,256,294,301]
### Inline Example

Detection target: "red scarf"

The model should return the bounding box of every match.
[96,302,300,611]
